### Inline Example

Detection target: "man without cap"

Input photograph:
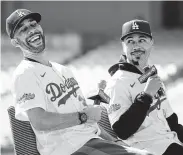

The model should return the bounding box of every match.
[105,19,183,155]
[7,9,153,155]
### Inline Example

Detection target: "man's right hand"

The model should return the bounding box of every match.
[83,105,102,123]
[144,75,162,97]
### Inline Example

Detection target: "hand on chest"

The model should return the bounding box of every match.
[130,79,166,116]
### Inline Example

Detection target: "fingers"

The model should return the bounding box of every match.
[148,75,162,84]
[148,74,159,79]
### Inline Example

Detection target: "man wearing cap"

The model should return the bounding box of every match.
[105,19,183,155]
[7,9,154,155]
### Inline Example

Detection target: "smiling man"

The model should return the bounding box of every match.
[105,19,183,155]
[7,10,154,155]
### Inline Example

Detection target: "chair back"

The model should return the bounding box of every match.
[7,106,40,155]
[98,105,118,138]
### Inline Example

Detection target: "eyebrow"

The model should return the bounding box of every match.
[125,36,133,40]
[125,35,147,41]
[139,35,147,38]
[18,18,34,29]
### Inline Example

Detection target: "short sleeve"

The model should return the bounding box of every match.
[160,83,174,118]
[12,72,46,121]
[105,79,132,126]
[163,100,174,118]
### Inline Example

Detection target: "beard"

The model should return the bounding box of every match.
[19,32,46,54]
[128,50,149,68]
[131,59,139,65]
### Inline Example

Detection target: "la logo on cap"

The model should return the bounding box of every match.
[16,10,26,17]
[132,22,139,30]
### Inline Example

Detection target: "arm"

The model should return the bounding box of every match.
[166,113,183,143]
[27,107,81,131]
[112,75,161,140]
[112,92,152,140]
[27,105,103,132]
[160,83,183,143]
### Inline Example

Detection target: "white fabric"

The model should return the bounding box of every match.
[105,70,182,155]
[12,60,101,155]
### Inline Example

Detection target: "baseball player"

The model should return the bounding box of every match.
[105,19,183,155]
[7,9,153,155]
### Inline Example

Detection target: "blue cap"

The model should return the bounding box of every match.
[120,19,152,41]
[6,9,41,38]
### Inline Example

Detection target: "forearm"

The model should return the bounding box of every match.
[41,111,81,131]
[27,108,81,131]
[112,92,152,140]
[167,113,183,143]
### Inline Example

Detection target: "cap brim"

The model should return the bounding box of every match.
[120,31,152,41]
[11,12,41,38]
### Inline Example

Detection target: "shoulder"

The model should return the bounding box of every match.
[108,70,133,86]
[51,62,72,73]
[12,61,37,85]
[13,60,35,77]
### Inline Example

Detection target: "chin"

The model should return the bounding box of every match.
[30,45,45,54]
[37,47,45,54]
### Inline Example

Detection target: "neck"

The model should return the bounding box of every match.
[23,49,50,66]
[135,65,145,73]
[126,59,147,73]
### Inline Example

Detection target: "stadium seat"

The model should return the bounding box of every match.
[98,105,118,138]
[7,106,40,155]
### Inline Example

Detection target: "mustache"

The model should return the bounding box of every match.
[28,31,42,39]
[131,50,145,55]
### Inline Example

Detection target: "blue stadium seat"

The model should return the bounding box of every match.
[7,106,40,155]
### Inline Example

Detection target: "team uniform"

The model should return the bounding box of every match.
[12,59,101,155]
[105,62,183,155]
[12,59,152,155]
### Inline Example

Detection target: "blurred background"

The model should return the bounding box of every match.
[1,1,183,154]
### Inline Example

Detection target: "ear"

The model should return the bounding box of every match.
[150,38,154,46]
[122,42,127,55]
[11,38,20,47]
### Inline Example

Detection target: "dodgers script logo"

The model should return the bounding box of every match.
[46,76,80,107]
[17,93,35,104]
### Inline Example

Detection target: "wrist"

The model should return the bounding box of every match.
[142,91,153,98]
[135,91,153,105]
[114,139,122,142]
[78,112,88,124]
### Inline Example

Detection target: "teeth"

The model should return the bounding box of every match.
[29,35,40,42]
[132,51,144,56]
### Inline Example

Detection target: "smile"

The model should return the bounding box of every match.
[131,50,145,56]
[28,33,41,43]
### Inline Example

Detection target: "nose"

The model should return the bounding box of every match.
[28,28,35,35]
[133,45,141,51]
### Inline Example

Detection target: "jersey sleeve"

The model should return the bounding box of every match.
[12,72,46,121]
[163,100,174,118]
[105,79,132,126]
[160,83,174,118]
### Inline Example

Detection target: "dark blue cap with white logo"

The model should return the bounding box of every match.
[6,9,41,39]
[120,19,152,41]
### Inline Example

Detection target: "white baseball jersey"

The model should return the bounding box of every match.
[105,70,182,155]
[12,60,101,155]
